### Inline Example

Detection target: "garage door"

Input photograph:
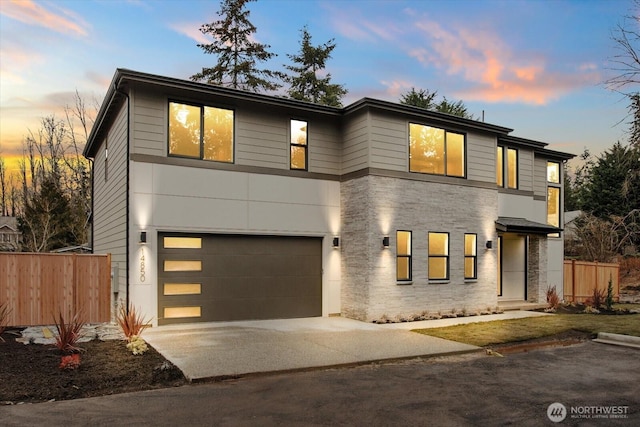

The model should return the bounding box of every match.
[158,233,322,325]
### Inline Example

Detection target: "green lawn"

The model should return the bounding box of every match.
[413,313,640,347]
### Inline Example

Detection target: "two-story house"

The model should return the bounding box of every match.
[83,69,573,325]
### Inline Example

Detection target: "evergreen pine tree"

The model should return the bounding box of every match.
[281,26,347,107]
[191,0,279,93]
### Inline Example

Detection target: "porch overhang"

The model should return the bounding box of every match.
[496,217,562,235]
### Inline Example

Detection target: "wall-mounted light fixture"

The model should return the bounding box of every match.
[139,231,147,244]
[332,237,340,248]
[485,240,493,249]
[382,236,390,248]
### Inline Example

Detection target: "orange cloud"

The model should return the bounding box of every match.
[1,0,89,36]
[411,20,601,105]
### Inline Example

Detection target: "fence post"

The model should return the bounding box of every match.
[571,259,576,303]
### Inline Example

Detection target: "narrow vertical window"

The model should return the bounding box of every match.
[104,134,109,182]
[290,119,308,170]
[547,161,560,184]
[464,233,477,280]
[496,146,503,186]
[428,232,449,280]
[169,102,201,158]
[396,231,412,281]
[547,187,561,237]
[204,106,234,162]
[507,148,518,189]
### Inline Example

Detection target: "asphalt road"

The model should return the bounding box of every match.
[1,341,638,426]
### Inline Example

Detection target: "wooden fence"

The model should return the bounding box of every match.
[0,253,111,326]
[563,260,620,303]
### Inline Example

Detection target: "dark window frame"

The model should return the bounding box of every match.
[409,123,467,178]
[167,100,235,163]
[396,230,412,282]
[464,233,477,280]
[290,118,308,171]
[428,231,450,281]
[506,147,518,189]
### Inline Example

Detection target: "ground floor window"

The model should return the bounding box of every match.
[428,232,449,280]
[464,233,477,279]
[396,230,412,281]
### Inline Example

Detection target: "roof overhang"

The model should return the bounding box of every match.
[496,217,562,235]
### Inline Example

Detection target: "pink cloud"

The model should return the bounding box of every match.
[328,4,400,43]
[168,21,212,45]
[411,19,601,105]
[1,0,89,36]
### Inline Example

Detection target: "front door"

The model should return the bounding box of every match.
[498,234,527,301]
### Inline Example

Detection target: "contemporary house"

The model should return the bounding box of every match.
[83,69,574,326]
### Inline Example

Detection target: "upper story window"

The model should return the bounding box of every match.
[168,101,234,163]
[547,161,562,237]
[290,119,308,170]
[547,161,560,184]
[428,232,449,280]
[409,124,465,177]
[396,230,412,282]
[497,146,518,189]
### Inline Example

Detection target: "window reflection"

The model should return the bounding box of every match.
[547,162,560,183]
[507,148,518,189]
[409,124,464,177]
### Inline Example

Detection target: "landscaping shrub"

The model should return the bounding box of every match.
[52,310,85,353]
[0,301,11,340]
[605,276,615,311]
[590,287,606,310]
[546,285,560,311]
[117,303,150,341]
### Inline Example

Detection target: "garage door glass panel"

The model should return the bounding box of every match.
[164,260,202,271]
[164,283,202,295]
[163,237,202,249]
[164,306,201,318]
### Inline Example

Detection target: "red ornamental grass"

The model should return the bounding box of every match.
[117,303,150,341]
[52,310,85,354]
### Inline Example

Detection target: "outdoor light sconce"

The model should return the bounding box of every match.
[332,237,340,248]
[382,236,390,248]
[485,240,493,249]
[139,231,147,244]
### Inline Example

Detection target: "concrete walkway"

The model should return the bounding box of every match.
[144,311,550,382]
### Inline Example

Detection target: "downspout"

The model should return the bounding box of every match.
[88,158,94,252]
[114,82,131,311]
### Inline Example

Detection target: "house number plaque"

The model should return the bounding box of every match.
[140,253,146,282]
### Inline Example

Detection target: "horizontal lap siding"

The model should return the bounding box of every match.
[309,117,341,174]
[533,156,547,197]
[467,132,496,183]
[236,109,288,168]
[370,112,406,171]
[342,111,369,173]
[132,90,165,156]
[519,149,534,191]
[93,101,128,296]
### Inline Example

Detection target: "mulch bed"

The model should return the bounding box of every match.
[0,328,186,405]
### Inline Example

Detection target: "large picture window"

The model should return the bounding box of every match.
[409,124,465,177]
[290,119,308,170]
[464,233,477,280]
[169,101,234,163]
[396,231,412,281]
[428,232,449,280]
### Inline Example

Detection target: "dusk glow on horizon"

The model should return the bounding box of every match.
[0,0,635,174]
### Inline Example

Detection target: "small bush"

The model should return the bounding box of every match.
[59,354,81,370]
[126,335,149,355]
[117,303,150,341]
[605,276,615,311]
[590,287,605,310]
[0,301,11,341]
[546,285,560,310]
[52,310,85,354]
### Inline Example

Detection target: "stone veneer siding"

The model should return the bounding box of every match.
[341,175,499,321]
[527,235,548,303]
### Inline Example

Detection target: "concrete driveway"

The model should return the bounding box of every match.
[143,313,549,381]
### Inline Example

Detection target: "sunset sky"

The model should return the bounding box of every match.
[0,0,635,175]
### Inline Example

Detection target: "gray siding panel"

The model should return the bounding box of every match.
[93,101,128,295]
[467,132,496,183]
[519,149,534,192]
[342,111,369,174]
[131,90,165,157]
[370,112,407,171]
[533,157,547,197]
